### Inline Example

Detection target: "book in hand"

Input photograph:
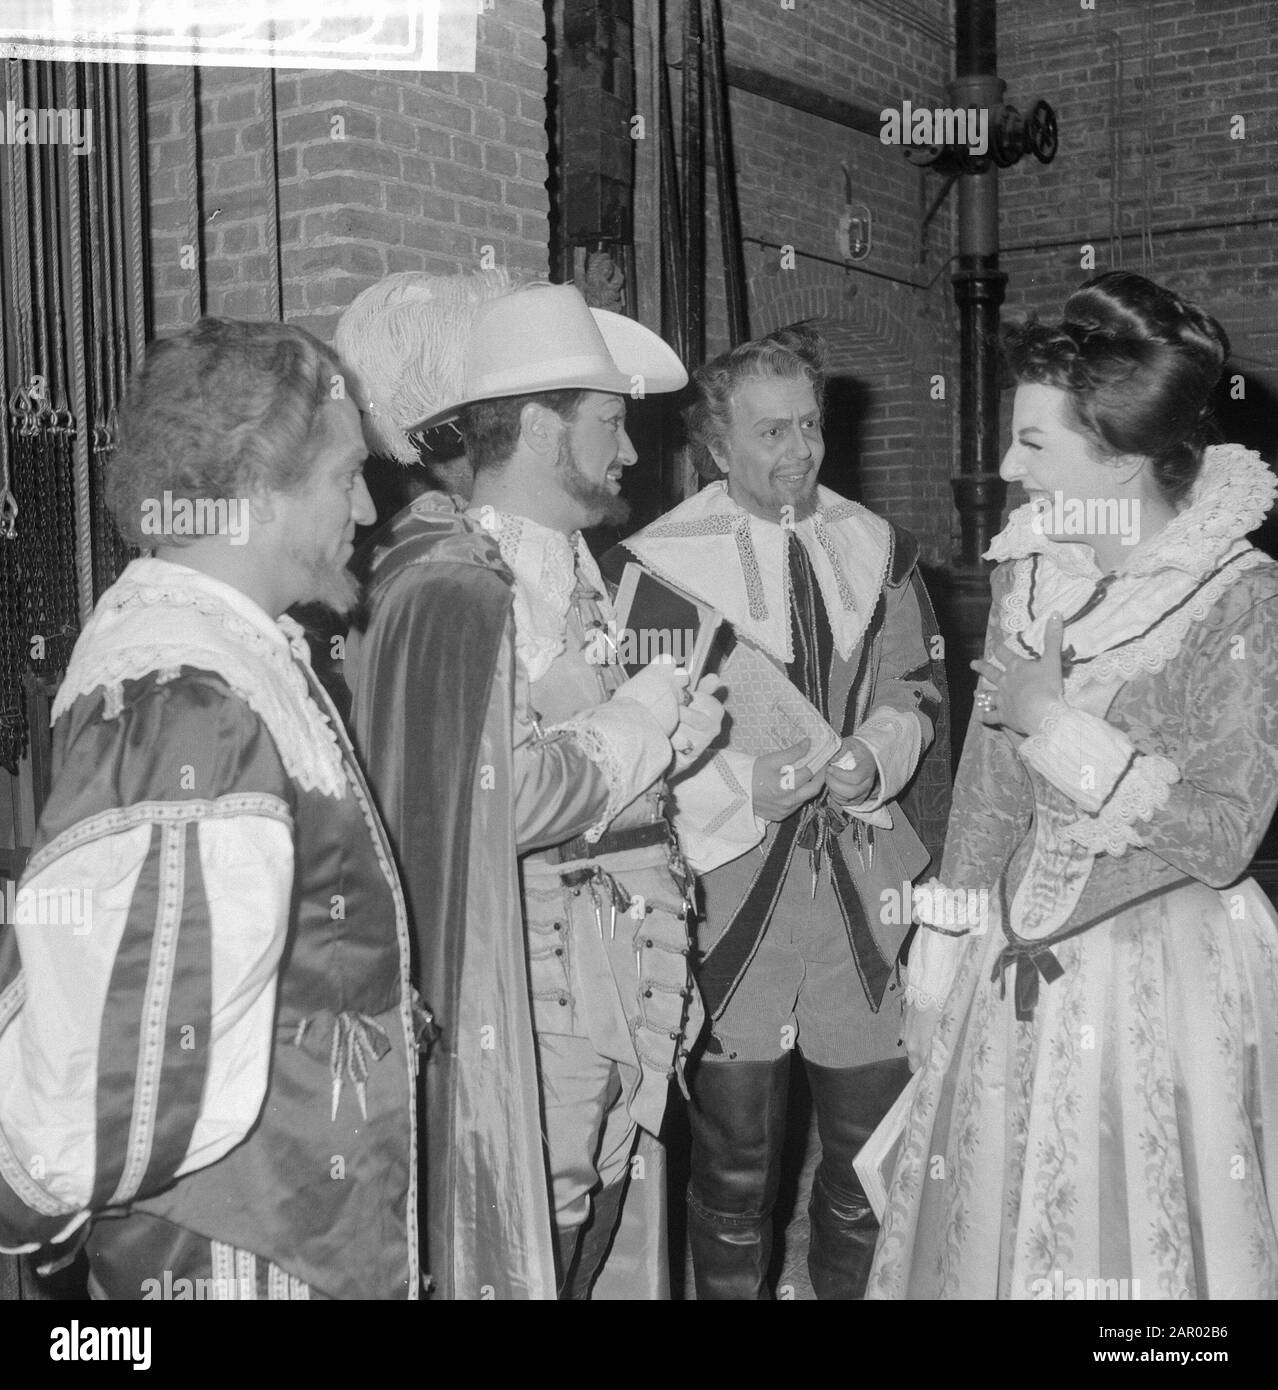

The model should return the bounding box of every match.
[853,1069,921,1222]
[716,637,843,775]
[610,562,725,684]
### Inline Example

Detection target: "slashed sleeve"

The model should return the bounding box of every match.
[0,674,294,1252]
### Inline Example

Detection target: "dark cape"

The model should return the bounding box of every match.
[345,494,556,1300]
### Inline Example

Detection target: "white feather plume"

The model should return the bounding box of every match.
[334,268,514,463]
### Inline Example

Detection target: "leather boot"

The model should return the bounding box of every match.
[558,1175,628,1301]
[805,1057,912,1300]
[686,1056,790,1300]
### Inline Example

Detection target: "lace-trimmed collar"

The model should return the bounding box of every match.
[52,557,347,797]
[625,481,890,663]
[988,444,1277,690]
[986,443,1276,579]
[468,506,607,683]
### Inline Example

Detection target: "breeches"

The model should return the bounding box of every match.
[704,860,904,1067]
[538,1033,637,1233]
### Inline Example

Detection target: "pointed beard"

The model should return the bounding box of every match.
[556,435,631,529]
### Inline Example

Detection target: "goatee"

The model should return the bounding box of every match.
[556,436,631,529]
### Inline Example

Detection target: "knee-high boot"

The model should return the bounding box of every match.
[805,1057,911,1300]
[686,1056,790,1301]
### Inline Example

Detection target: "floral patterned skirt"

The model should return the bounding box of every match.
[868,876,1278,1299]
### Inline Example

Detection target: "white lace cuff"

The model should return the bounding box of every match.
[1065,753,1181,856]
[555,697,672,842]
[904,918,964,1011]
[1018,700,1140,812]
[842,706,923,809]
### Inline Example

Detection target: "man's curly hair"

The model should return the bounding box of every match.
[107,318,350,546]
[683,322,828,481]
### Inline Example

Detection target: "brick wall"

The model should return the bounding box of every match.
[998,0,1278,473]
[144,2,551,343]
[636,0,965,566]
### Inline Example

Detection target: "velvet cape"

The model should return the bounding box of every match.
[346,497,557,1299]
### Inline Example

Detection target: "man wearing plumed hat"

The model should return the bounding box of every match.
[338,277,722,1299]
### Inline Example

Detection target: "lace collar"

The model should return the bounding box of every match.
[987,444,1277,689]
[52,558,347,797]
[625,481,891,663]
[987,444,1275,578]
[467,506,609,683]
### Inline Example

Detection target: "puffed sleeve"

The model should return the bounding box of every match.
[0,673,294,1253]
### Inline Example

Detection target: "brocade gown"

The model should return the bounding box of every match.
[869,444,1278,1300]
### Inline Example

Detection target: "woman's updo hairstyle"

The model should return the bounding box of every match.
[1002,271,1230,506]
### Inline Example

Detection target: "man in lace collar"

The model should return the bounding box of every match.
[607,323,951,1299]
[0,320,421,1300]
[344,282,723,1298]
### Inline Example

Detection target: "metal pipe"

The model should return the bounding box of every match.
[943,0,1007,756]
[1001,212,1278,257]
[739,235,956,291]
[720,60,883,139]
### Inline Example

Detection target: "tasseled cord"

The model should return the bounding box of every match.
[330,1011,392,1122]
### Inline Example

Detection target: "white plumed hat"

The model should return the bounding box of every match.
[414,282,688,430]
[334,268,514,463]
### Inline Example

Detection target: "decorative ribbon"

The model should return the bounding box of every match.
[329,1010,392,1122]
[990,941,1066,1022]
[989,872,1193,1021]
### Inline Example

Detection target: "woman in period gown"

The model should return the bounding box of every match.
[869,271,1278,1300]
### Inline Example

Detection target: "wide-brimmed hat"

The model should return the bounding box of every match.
[412,282,688,430]
[334,268,514,462]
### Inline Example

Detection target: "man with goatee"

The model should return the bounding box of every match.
[345,283,723,1298]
